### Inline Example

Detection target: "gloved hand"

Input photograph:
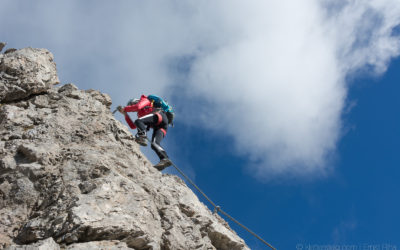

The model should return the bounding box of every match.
[117,106,126,115]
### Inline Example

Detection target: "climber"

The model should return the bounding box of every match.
[117,94,174,171]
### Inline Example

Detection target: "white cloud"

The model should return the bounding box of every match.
[184,0,344,179]
[324,0,400,74]
[177,0,400,179]
[1,0,399,179]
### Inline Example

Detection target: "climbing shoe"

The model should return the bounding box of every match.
[153,158,172,171]
[135,134,148,146]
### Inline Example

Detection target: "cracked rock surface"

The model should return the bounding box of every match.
[0,47,249,250]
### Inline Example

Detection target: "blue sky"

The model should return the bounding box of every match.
[1,1,400,249]
[171,55,400,249]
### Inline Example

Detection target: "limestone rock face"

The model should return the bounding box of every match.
[0,47,249,250]
[0,47,59,103]
[0,43,5,53]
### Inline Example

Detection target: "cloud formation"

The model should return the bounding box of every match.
[1,0,399,179]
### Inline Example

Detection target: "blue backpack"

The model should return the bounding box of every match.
[148,95,175,125]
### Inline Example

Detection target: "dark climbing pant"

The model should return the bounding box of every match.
[135,112,169,160]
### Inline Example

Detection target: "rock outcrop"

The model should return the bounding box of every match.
[0,46,249,250]
[0,43,5,53]
[0,47,59,103]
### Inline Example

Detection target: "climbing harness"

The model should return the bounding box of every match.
[144,138,276,250]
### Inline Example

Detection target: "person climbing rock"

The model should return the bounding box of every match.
[117,94,174,171]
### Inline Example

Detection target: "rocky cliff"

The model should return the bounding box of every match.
[0,46,249,250]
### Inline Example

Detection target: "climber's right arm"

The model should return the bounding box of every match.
[124,114,136,129]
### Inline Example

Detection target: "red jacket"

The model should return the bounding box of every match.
[123,95,154,129]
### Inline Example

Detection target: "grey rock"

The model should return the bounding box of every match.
[0,42,5,53]
[0,155,17,174]
[4,48,17,54]
[6,237,60,250]
[65,240,130,250]
[0,47,249,250]
[0,47,59,103]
